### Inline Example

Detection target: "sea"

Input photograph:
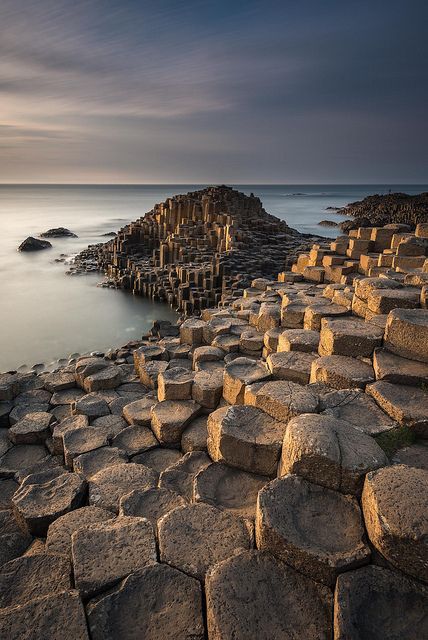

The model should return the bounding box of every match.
[0,184,426,372]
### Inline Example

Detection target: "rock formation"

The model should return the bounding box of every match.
[338,191,428,231]
[1,194,428,638]
[40,228,78,238]
[18,237,52,252]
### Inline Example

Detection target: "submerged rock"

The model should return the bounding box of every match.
[40,227,77,238]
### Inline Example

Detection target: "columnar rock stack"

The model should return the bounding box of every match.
[1,221,428,638]
[74,186,313,315]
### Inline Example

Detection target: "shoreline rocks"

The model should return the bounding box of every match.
[40,228,78,238]
[18,237,52,252]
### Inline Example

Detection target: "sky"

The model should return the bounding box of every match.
[0,0,427,184]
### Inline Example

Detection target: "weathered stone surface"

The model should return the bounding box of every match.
[44,370,76,392]
[133,447,182,476]
[181,415,208,452]
[159,450,211,500]
[320,388,397,436]
[52,415,88,455]
[46,506,114,557]
[206,550,333,640]
[157,367,194,401]
[304,303,349,331]
[0,510,32,568]
[88,463,156,513]
[8,412,55,445]
[63,426,112,468]
[72,516,156,597]
[0,477,18,509]
[362,465,428,582]
[111,424,157,457]
[194,462,268,519]
[81,364,122,394]
[0,590,89,639]
[367,287,420,314]
[310,355,374,389]
[119,487,186,527]
[87,563,204,640]
[73,393,110,419]
[354,277,402,301]
[159,502,251,580]
[367,381,428,437]
[0,553,71,609]
[122,396,155,426]
[267,350,317,384]
[384,308,428,363]
[138,360,169,388]
[150,399,200,445]
[9,402,50,425]
[192,345,224,369]
[180,318,206,346]
[277,328,319,353]
[256,475,370,586]
[92,414,127,432]
[334,565,428,640]
[223,357,270,404]
[191,369,223,409]
[280,413,388,494]
[373,348,428,385]
[244,380,318,421]
[0,444,49,478]
[73,446,128,478]
[50,388,85,406]
[207,405,286,476]
[392,442,428,470]
[12,472,87,536]
[319,317,383,357]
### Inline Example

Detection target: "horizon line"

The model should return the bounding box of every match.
[0,182,427,187]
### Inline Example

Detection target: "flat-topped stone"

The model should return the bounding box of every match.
[191,369,223,409]
[373,348,428,385]
[157,367,194,401]
[280,413,388,494]
[181,415,208,452]
[0,510,32,568]
[310,355,374,389]
[206,550,332,640]
[319,317,383,357]
[111,424,157,457]
[320,388,397,436]
[334,565,428,640]
[87,563,204,640]
[8,412,54,445]
[392,442,428,470]
[122,396,155,426]
[179,318,206,346]
[88,463,157,513]
[158,502,251,580]
[72,516,157,598]
[63,426,111,468]
[132,447,182,476]
[303,303,349,331]
[277,328,319,353]
[384,308,428,363]
[138,360,169,388]
[367,287,420,314]
[256,475,370,586]
[245,380,318,421]
[223,357,270,404]
[367,381,428,437]
[192,346,224,369]
[150,399,200,446]
[52,415,88,455]
[207,405,286,476]
[362,464,428,583]
[159,450,211,501]
[267,351,317,384]
[355,277,402,301]
[46,506,114,558]
[73,446,128,479]
[119,487,186,527]
[73,393,110,419]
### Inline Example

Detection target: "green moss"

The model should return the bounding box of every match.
[375,425,416,458]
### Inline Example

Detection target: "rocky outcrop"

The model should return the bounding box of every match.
[338,191,428,231]
[40,228,78,238]
[18,237,52,251]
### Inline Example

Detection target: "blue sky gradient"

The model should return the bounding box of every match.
[0,0,427,182]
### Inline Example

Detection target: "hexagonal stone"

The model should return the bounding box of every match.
[181,415,208,452]
[14,388,52,406]
[354,277,402,301]
[392,442,428,470]
[92,414,127,433]
[132,447,182,476]
[150,399,200,446]
[122,397,155,426]
[13,471,87,536]
[212,333,240,353]
[157,367,194,401]
[0,553,71,609]
[0,444,50,479]
[119,487,186,527]
[72,516,156,598]
[194,462,269,520]
[63,427,110,468]
[319,317,383,357]
[50,388,85,406]
[180,317,206,346]
[87,563,204,640]
[191,369,223,409]
[0,590,89,639]
[44,370,76,392]
[280,413,388,494]
[46,506,114,558]
[9,402,50,425]
[206,550,333,640]
[373,348,428,385]
[223,357,270,405]
[52,415,88,455]
[111,425,157,457]
[81,365,122,394]
[384,308,428,364]
[0,510,32,568]
[73,393,110,420]
[256,475,370,586]
[73,446,128,479]
[159,451,211,501]
[334,565,428,640]
[303,303,349,331]
[158,502,251,580]
[88,463,157,513]
[310,355,374,389]
[192,345,224,369]
[367,381,428,437]
[244,380,318,422]
[138,360,169,388]
[8,412,55,445]
[277,328,319,353]
[320,388,397,436]
[207,405,286,476]
[362,464,428,582]
[267,351,318,384]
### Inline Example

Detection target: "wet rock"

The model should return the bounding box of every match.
[72,516,156,597]
[46,506,114,558]
[206,550,333,640]
[18,236,52,251]
[362,464,428,582]
[12,471,87,536]
[159,450,211,500]
[88,463,157,513]
[158,502,251,580]
[119,487,186,527]
[280,413,388,494]
[194,462,269,519]
[87,563,204,640]
[8,412,55,445]
[150,399,201,446]
[334,565,428,640]
[256,475,370,586]
[245,380,318,421]
[310,355,374,389]
[223,357,270,405]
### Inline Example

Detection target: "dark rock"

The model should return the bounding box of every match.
[18,236,52,251]
[40,227,78,238]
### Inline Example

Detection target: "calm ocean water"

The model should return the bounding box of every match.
[0,184,426,371]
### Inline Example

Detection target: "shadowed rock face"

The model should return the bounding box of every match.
[40,228,77,238]
[339,192,428,231]
[18,236,52,251]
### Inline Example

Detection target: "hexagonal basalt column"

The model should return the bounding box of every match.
[223,357,270,405]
